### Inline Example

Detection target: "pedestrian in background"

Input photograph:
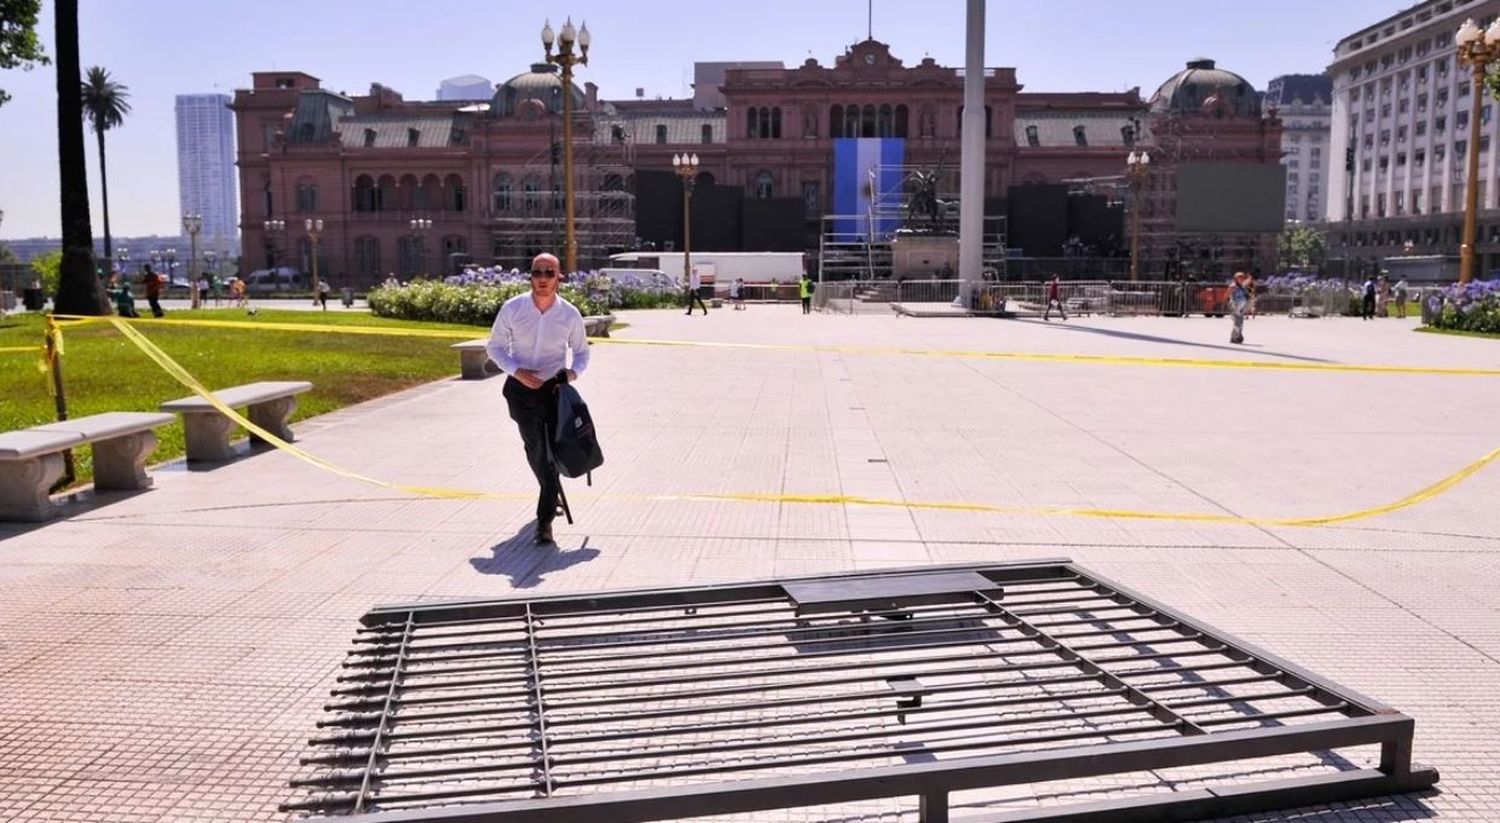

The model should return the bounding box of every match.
[799,273,815,315]
[142,263,165,318]
[1361,275,1377,320]
[1376,274,1391,318]
[730,277,746,310]
[684,268,708,316]
[315,279,331,311]
[1229,271,1252,344]
[1394,277,1410,319]
[1043,275,1067,321]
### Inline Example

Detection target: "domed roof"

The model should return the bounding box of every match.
[1149,58,1260,118]
[491,63,585,118]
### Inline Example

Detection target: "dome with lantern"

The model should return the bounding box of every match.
[1149,58,1260,118]
[490,19,591,118]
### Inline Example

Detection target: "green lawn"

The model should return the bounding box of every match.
[1415,325,1500,340]
[1,310,480,487]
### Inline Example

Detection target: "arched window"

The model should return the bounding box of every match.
[398,174,419,211]
[523,177,541,211]
[877,104,893,137]
[695,171,715,187]
[655,124,668,144]
[397,236,421,277]
[492,173,512,212]
[861,105,876,138]
[753,170,775,199]
[353,175,374,212]
[844,104,858,138]
[445,174,465,211]
[420,174,441,210]
[295,179,318,213]
[748,107,760,138]
[701,123,713,144]
[894,104,909,138]
[297,122,314,142]
[830,104,844,138]
[376,175,397,212]
[770,107,782,138]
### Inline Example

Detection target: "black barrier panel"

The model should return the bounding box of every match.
[284,560,1436,823]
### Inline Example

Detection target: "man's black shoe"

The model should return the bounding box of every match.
[535,522,554,544]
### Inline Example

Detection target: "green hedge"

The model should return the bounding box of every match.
[368,281,609,326]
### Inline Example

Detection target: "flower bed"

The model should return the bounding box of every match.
[1430,279,1500,334]
[368,268,683,326]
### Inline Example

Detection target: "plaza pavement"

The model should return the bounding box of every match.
[2,306,1498,822]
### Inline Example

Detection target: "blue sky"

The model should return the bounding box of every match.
[0,0,1407,239]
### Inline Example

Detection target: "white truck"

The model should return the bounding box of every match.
[607,252,806,286]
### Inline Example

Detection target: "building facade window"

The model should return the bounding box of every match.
[802,181,820,217]
[753,170,774,199]
[655,124,668,144]
[492,174,512,212]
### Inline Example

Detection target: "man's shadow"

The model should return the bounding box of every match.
[469,520,601,589]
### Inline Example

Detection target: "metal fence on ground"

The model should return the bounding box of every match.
[816,277,1380,318]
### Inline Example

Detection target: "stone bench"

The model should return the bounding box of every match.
[0,411,174,521]
[160,381,312,463]
[452,339,498,380]
[584,314,617,338]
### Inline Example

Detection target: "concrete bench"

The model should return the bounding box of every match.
[0,411,174,521]
[584,314,617,338]
[452,339,498,380]
[160,381,312,463]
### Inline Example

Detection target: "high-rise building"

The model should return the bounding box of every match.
[1267,74,1333,224]
[175,93,238,254]
[1326,0,1500,276]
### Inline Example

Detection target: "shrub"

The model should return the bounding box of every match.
[369,268,681,326]
[1429,279,1500,334]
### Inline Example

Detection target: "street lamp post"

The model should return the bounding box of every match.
[263,219,286,270]
[164,248,177,284]
[672,153,700,289]
[183,213,203,308]
[542,16,590,275]
[1454,17,1500,284]
[1125,151,1151,282]
[409,217,433,277]
[304,217,324,300]
[204,250,218,304]
[116,246,129,277]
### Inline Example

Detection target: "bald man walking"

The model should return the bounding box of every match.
[486,253,592,544]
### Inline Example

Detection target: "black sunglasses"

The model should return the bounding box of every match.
[531,269,559,278]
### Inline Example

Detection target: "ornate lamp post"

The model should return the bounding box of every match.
[163,248,177,284]
[672,152,700,289]
[263,219,286,269]
[1454,17,1500,284]
[542,16,590,275]
[1125,150,1151,282]
[183,213,203,308]
[409,217,433,276]
[116,246,129,277]
[304,217,324,298]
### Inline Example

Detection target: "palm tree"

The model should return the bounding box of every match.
[82,67,130,271]
[52,0,104,314]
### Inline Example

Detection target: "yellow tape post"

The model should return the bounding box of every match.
[103,317,1500,529]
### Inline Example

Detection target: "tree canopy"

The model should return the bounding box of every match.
[0,0,48,109]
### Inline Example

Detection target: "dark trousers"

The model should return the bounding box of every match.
[1361,294,1375,319]
[504,376,561,525]
[147,294,164,318]
[685,287,708,315]
[1044,297,1066,320]
[800,296,811,314]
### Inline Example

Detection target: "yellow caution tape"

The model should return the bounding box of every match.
[597,336,1500,378]
[104,316,1500,529]
[0,345,41,354]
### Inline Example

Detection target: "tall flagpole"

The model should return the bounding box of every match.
[958,0,986,307]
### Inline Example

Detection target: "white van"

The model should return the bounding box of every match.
[245,267,307,294]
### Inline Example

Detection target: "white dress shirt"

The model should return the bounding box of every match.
[689,270,701,291]
[485,293,591,380]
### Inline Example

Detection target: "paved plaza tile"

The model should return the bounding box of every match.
[2,308,1498,821]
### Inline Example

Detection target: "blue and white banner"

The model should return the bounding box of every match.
[832,138,905,241]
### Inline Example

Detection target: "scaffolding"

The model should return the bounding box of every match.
[484,118,636,272]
